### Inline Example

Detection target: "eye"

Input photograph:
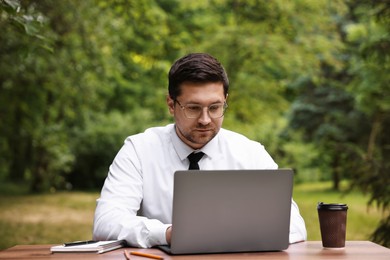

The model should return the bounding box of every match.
[186,105,202,112]
[209,104,222,112]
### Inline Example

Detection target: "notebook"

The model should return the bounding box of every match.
[158,169,294,255]
[50,240,125,254]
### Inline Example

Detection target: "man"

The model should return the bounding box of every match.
[93,53,307,248]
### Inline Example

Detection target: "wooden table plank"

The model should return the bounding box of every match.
[0,241,389,260]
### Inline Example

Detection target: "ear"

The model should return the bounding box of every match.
[167,95,175,115]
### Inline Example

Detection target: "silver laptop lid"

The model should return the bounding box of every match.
[170,169,293,254]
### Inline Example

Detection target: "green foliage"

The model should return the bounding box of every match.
[343,0,390,247]
[284,0,390,246]
[1,0,57,185]
[69,111,161,189]
[286,83,370,187]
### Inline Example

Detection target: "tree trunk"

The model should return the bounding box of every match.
[332,149,340,191]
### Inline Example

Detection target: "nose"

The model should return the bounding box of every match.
[198,107,212,125]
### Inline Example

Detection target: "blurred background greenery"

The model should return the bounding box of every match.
[0,0,389,248]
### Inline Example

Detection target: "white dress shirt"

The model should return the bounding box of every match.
[93,124,307,248]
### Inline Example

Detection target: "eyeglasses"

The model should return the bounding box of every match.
[175,100,228,119]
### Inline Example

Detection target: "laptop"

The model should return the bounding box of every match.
[158,169,293,255]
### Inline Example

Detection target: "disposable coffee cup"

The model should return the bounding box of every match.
[317,202,348,248]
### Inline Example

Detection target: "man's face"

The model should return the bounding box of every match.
[167,82,227,150]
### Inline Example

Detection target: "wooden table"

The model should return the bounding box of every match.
[0,241,389,259]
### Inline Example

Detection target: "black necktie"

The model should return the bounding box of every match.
[187,152,205,170]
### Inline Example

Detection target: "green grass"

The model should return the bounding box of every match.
[0,182,384,250]
[293,181,383,241]
[0,191,98,250]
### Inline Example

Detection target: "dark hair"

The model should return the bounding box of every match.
[168,53,229,100]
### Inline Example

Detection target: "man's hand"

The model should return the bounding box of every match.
[166,226,172,244]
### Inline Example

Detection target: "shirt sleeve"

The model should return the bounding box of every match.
[92,139,170,248]
[289,199,307,243]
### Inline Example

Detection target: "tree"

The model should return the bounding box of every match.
[1,0,111,191]
[286,81,369,189]
[344,0,390,247]
[285,0,390,246]
[0,0,59,188]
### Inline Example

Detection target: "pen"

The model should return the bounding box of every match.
[63,240,97,247]
[130,251,164,259]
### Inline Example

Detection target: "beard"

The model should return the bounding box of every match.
[176,124,219,148]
